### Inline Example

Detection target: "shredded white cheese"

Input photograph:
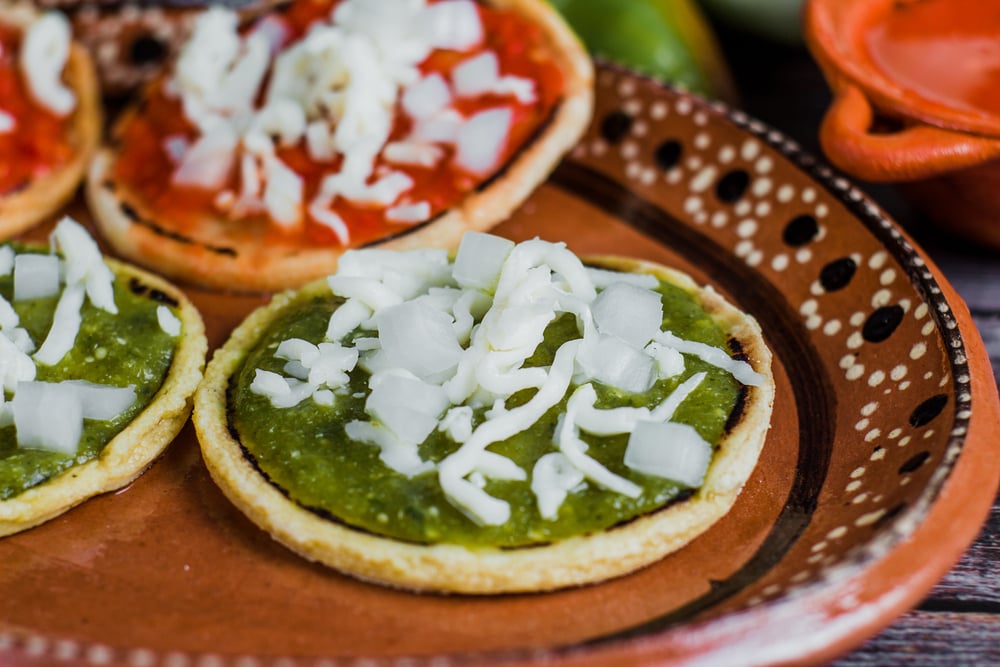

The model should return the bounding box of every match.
[254,234,764,525]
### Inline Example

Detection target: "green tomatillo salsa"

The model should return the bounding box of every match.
[230,277,743,548]
[0,246,180,500]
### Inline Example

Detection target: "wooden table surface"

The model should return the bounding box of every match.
[706,21,1000,665]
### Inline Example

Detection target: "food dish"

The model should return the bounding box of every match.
[0,2,100,239]
[0,66,996,665]
[87,0,594,292]
[193,234,774,593]
[0,217,207,536]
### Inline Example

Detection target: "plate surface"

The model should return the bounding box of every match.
[1,66,998,667]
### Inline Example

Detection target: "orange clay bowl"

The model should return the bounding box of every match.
[805,0,1000,250]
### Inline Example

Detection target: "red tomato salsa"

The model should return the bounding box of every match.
[112,0,566,248]
[0,21,75,196]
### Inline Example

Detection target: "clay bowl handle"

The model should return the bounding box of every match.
[820,85,1000,182]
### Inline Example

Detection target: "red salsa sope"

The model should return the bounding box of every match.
[112,0,566,248]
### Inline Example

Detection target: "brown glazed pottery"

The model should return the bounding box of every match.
[805,0,1000,250]
[1,65,999,666]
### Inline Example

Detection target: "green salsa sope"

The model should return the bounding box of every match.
[0,247,179,500]
[230,278,742,549]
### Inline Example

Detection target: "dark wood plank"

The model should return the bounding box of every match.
[921,496,1000,609]
[832,612,1000,666]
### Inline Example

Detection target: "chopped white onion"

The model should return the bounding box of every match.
[33,283,85,366]
[13,254,60,302]
[453,107,512,176]
[419,0,483,51]
[624,421,712,488]
[575,334,656,394]
[13,381,82,454]
[452,231,514,292]
[402,73,452,119]
[592,282,663,348]
[377,301,463,381]
[60,380,136,420]
[157,306,182,337]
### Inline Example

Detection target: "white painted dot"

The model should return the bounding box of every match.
[756,156,774,174]
[666,168,684,185]
[890,365,908,381]
[711,211,728,227]
[741,139,761,161]
[87,645,116,666]
[735,200,752,216]
[898,435,912,447]
[924,429,936,439]
[808,553,825,564]
[755,201,772,217]
[923,371,934,380]
[806,314,822,329]
[850,466,866,479]
[763,584,782,596]
[861,401,879,416]
[921,321,936,336]
[868,251,888,270]
[791,571,811,584]
[811,541,827,553]
[796,248,813,263]
[198,655,226,667]
[823,319,842,336]
[914,303,929,319]
[625,162,642,180]
[855,509,887,527]
[846,364,865,381]
[827,526,848,540]
[640,167,657,186]
[840,354,856,369]
[694,132,712,150]
[676,98,693,115]
[815,203,829,218]
[591,139,608,156]
[850,311,866,327]
[899,298,912,313]
[650,101,668,119]
[735,240,754,257]
[871,289,892,308]
[684,196,704,214]
[880,268,897,286]
[847,332,864,349]
[855,418,870,431]
[128,649,157,667]
[694,211,709,225]
[865,429,881,442]
[24,636,48,658]
[618,79,637,97]
[623,97,643,115]
[852,492,869,504]
[621,141,640,160]
[737,219,759,238]
[846,480,862,492]
[868,370,886,386]
[632,120,649,138]
[800,299,818,315]
[53,640,79,661]
[802,187,817,203]
[888,428,902,439]
[777,184,795,202]
[718,145,736,163]
[870,447,886,460]
[772,254,790,271]
[747,250,764,266]
[686,155,704,170]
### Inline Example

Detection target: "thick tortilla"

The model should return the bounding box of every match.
[86,0,594,293]
[0,3,101,239]
[0,258,208,537]
[193,255,774,594]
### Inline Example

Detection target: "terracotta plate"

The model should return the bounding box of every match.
[2,66,999,666]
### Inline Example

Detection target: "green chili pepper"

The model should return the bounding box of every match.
[549,0,736,101]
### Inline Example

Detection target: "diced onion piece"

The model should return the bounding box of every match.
[451,51,498,97]
[377,301,463,381]
[0,110,14,134]
[327,276,403,312]
[60,380,136,420]
[624,421,712,488]
[420,0,483,52]
[576,334,656,394]
[33,283,85,366]
[592,282,664,348]
[157,306,182,336]
[454,107,511,176]
[262,155,304,228]
[13,381,82,454]
[452,231,514,292]
[171,123,238,190]
[366,373,449,443]
[412,109,464,144]
[383,141,444,168]
[0,293,20,329]
[402,73,452,119]
[20,12,75,116]
[531,452,585,520]
[0,246,14,276]
[13,254,60,302]
[645,341,685,379]
[0,333,36,392]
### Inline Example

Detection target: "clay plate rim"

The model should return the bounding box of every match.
[0,64,997,666]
